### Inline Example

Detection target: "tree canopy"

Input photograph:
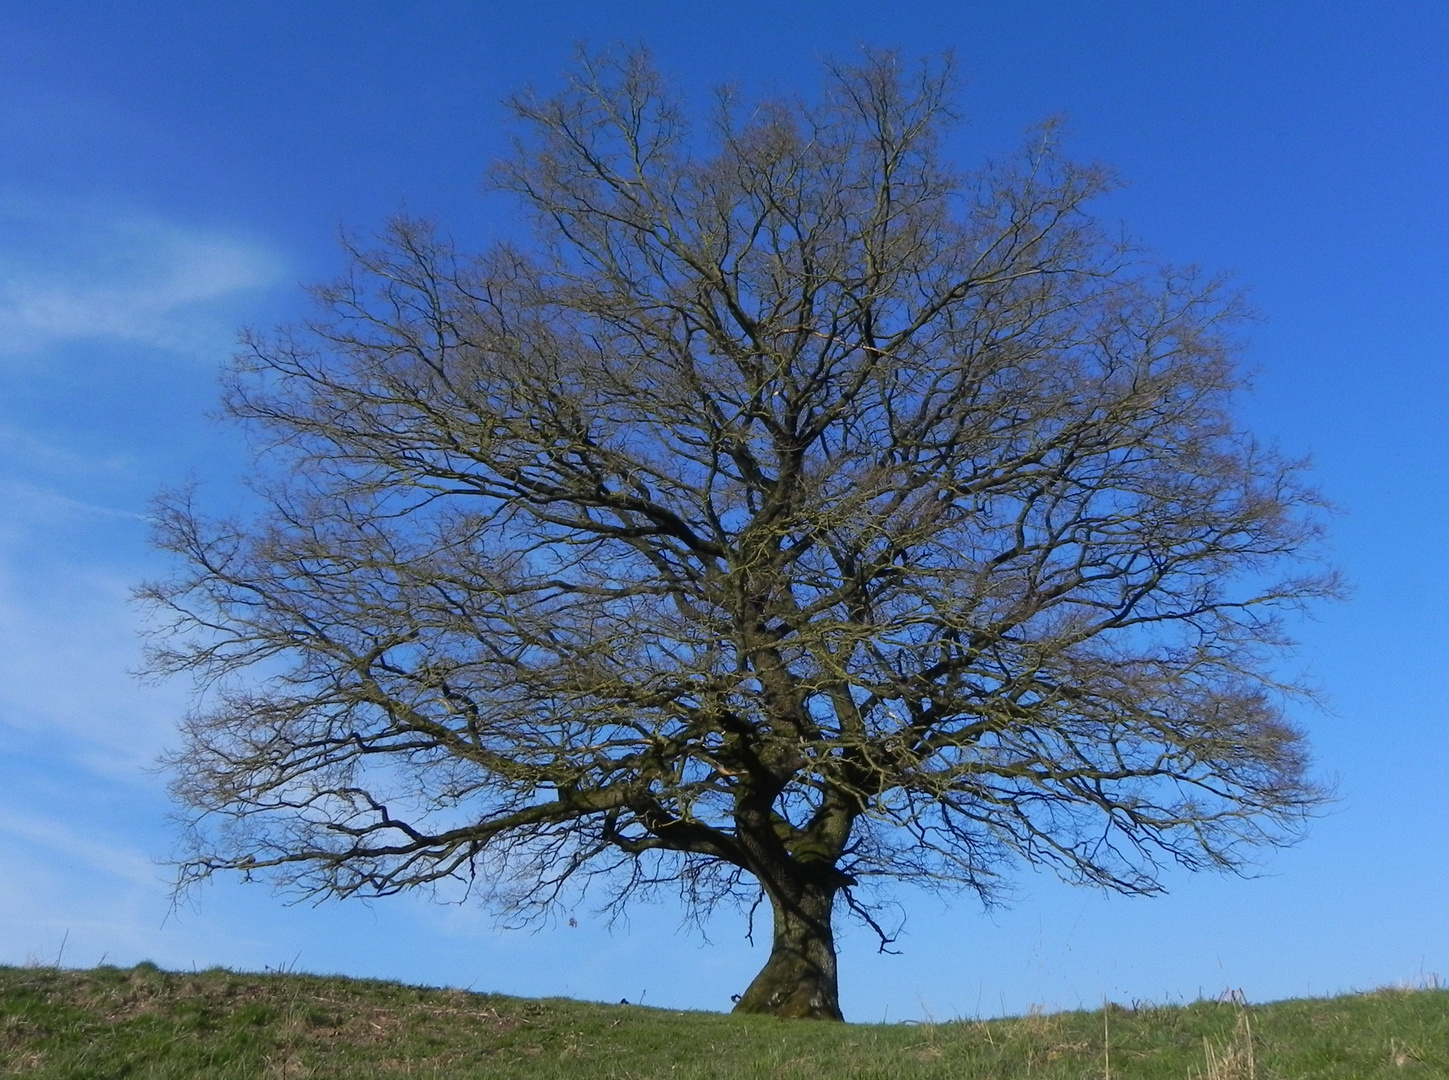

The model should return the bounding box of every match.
[144,50,1334,1020]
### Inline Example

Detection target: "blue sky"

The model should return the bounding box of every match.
[1,0,1446,1021]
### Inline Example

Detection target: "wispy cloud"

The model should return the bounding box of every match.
[0,809,161,891]
[0,552,183,774]
[0,198,275,769]
[0,197,282,357]
[0,477,148,534]
[0,422,133,479]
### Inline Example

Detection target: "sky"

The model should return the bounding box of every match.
[1,0,1446,1022]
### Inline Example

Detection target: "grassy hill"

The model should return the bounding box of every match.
[1,963,1446,1078]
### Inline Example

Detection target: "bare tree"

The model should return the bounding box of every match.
[143,50,1334,1020]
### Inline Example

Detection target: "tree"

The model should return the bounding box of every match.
[144,50,1334,1021]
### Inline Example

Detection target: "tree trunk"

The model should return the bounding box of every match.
[731,882,842,1020]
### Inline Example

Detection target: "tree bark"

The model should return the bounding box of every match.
[731,882,843,1020]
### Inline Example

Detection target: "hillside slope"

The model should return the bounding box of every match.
[2,963,1446,1078]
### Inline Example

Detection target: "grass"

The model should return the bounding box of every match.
[1,963,1446,1078]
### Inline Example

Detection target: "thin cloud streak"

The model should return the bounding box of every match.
[0,479,150,529]
[0,422,133,479]
[0,199,277,779]
[0,197,282,357]
[0,560,183,773]
[0,810,161,892]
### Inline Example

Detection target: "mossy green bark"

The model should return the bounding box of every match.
[731,885,842,1021]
